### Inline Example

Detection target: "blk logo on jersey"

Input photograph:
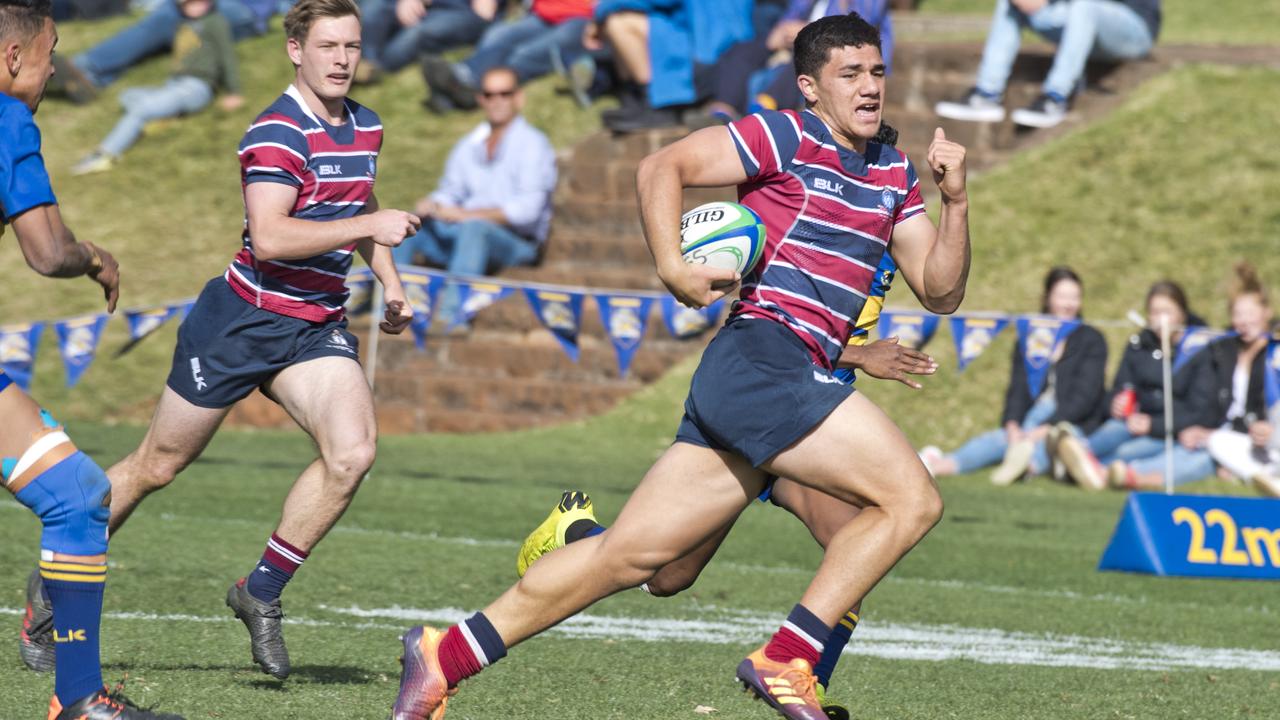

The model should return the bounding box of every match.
[814,177,845,196]
[189,357,207,391]
[318,164,342,176]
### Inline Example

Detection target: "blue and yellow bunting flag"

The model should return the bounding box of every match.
[452,281,516,330]
[595,294,654,377]
[660,296,724,339]
[525,289,584,361]
[54,314,109,388]
[878,310,939,350]
[1173,326,1230,373]
[0,322,44,390]
[116,306,179,357]
[1016,316,1080,399]
[950,315,1009,371]
[400,270,446,349]
[345,273,375,317]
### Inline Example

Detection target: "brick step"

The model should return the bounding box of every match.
[374,329,706,384]
[377,374,642,418]
[502,262,663,291]
[541,227,654,266]
[424,288,680,342]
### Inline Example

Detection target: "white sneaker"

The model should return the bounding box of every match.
[918,445,944,475]
[1057,433,1105,491]
[1011,93,1068,128]
[991,439,1033,486]
[1252,473,1280,498]
[935,88,1005,123]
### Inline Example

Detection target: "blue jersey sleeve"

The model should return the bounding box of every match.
[0,101,57,223]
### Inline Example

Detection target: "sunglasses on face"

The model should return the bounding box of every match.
[481,88,517,99]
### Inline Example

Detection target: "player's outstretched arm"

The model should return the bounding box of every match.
[11,204,120,312]
[636,126,750,308]
[890,128,970,314]
[356,195,413,335]
[246,182,421,262]
[839,337,938,390]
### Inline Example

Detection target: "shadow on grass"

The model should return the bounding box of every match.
[244,664,379,688]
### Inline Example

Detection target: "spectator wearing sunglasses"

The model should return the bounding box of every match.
[394,66,557,330]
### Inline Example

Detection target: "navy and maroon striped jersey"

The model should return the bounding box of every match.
[227,85,382,322]
[726,109,925,368]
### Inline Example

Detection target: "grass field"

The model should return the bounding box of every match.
[4,363,1280,719]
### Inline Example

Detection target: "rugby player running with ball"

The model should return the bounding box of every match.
[391,13,970,719]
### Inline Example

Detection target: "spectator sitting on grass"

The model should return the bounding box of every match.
[704,0,893,121]
[1051,281,1209,490]
[934,0,1160,129]
[49,0,265,104]
[920,266,1108,485]
[588,0,753,132]
[420,0,593,114]
[354,0,500,83]
[1110,263,1279,494]
[394,67,555,329]
[72,0,243,175]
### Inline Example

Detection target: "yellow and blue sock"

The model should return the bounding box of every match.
[41,559,106,705]
[813,610,859,688]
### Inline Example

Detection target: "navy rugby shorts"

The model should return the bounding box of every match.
[675,317,854,468]
[166,278,360,409]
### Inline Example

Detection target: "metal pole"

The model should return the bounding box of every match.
[1161,315,1175,495]
[365,280,383,390]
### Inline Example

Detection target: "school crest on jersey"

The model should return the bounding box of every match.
[878,189,896,216]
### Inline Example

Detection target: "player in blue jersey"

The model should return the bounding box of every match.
[1,1,184,717]
[20,0,419,684]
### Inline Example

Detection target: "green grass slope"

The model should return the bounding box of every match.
[2,388,1277,718]
[917,0,1280,46]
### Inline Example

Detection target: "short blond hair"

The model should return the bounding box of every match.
[283,0,360,43]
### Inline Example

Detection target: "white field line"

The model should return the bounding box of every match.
[4,501,1275,618]
[1,600,1278,672]
[319,605,1280,673]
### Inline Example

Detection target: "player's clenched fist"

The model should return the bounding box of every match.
[926,127,967,204]
[369,209,422,247]
[380,298,414,335]
[84,241,121,314]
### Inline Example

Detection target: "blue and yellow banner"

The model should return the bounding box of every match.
[452,281,516,330]
[1099,493,1280,580]
[660,297,723,339]
[54,314,109,388]
[345,270,374,317]
[1016,316,1079,399]
[950,315,1009,371]
[877,310,939,350]
[0,322,44,390]
[400,270,446,349]
[116,306,179,357]
[525,289,584,361]
[596,294,654,377]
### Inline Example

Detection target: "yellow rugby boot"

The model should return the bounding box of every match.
[516,491,596,577]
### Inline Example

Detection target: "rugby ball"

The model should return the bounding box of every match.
[680,201,766,277]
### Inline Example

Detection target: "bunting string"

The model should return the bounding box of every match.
[0,265,1254,389]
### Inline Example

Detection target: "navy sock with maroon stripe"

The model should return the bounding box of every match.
[763,604,831,668]
[245,533,308,603]
[437,612,507,687]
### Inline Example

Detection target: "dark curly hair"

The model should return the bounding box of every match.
[794,12,882,80]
